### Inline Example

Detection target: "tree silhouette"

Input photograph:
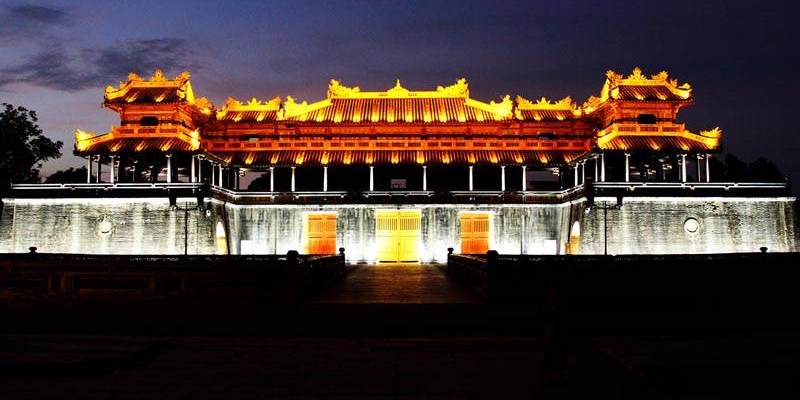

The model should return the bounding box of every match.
[44,166,94,184]
[716,154,785,182]
[0,103,63,193]
[247,173,270,191]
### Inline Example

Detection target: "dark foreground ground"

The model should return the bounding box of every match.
[2,264,800,399]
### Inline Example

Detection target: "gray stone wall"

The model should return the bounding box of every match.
[578,197,798,254]
[1,196,795,261]
[221,202,570,263]
[0,198,216,255]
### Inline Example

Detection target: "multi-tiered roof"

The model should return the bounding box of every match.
[75,68,721,167]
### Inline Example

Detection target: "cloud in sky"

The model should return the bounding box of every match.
[0,3,202,92]
[0,4,72,40]
[0,38,200,92]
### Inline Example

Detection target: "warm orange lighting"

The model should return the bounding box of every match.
[597,123,721,151]
[74,129,96,152]
[84,67,716,168]
[216,96,280,121]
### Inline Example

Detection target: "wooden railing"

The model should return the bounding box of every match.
[111,123,194,138]
[606,122,685,134]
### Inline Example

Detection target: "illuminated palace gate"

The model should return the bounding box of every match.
[8,67,787,260]
[220,203,571,263]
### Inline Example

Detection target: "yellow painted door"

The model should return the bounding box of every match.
[375,211,398,262]
[376,210,421,262]
[460,213,490,254]
[305,213,337,254]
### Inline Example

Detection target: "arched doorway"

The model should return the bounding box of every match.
[566,220,581,255]
[215,221,228,255]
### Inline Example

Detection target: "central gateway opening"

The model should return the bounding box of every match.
[375,209,421,263]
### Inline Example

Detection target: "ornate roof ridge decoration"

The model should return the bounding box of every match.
[581,95,603,113]
[436,78,469,97]
[326,78,471,99]
[281,95,332,119]
[515,95,581,120]
[105,69,201,105]
[328,79,361,98]
[700,127,722,138]
[74,129,97,151]
[386,80,410,97]
[465,95,513,119]
[216,96,281,119]
[191,96,214,115]
[516,95,576,110]
[604,67,692,100]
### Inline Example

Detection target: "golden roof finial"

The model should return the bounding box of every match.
[151,69,166,82]
[386,79,410,97]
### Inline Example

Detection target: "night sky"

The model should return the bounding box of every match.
[1,0,799,184]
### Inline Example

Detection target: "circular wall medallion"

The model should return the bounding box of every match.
[683,217,700,234]
[98,217,113,236]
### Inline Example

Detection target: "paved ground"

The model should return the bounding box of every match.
[308,264,480,304]
[3,264,800,398]
[3,334,800,399]
[0,335,641,400]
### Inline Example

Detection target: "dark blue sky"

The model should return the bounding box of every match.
[2,0,799,182]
